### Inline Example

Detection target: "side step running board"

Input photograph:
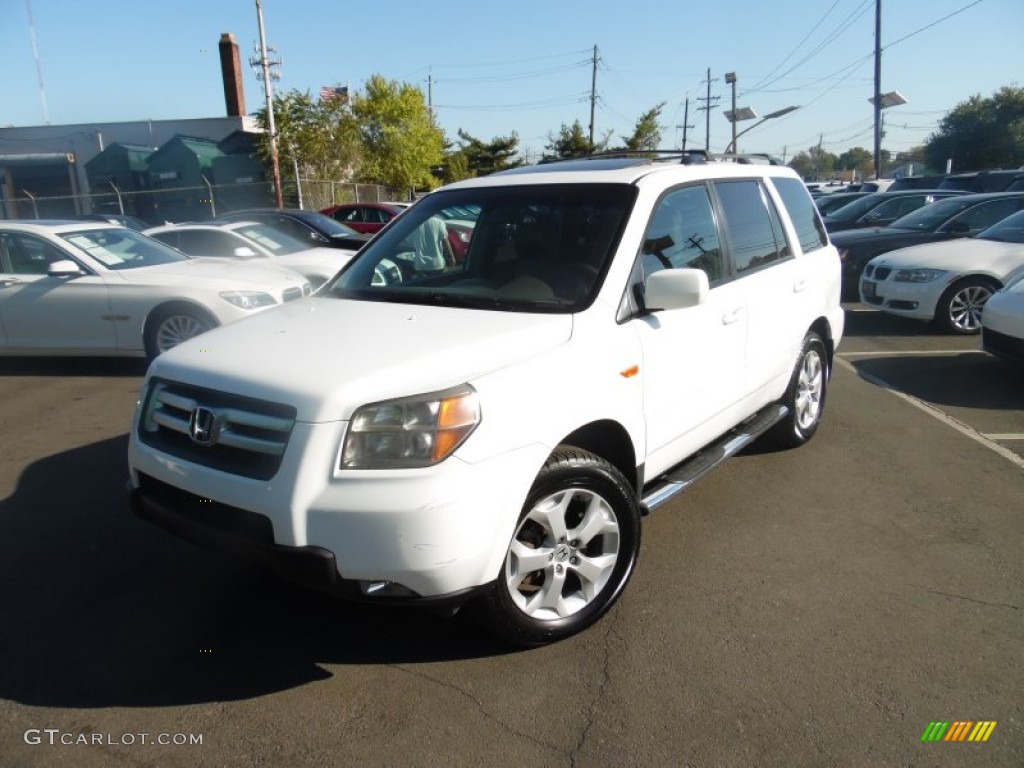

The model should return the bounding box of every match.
[639,403,789,514]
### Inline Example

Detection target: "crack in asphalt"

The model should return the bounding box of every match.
[914,585,1020,611]
[386,664,568,760]
[569,606,619,768]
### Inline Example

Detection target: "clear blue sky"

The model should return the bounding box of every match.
[2,0,1021,166]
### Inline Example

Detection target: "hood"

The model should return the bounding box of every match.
[869,238,1024,276]
[149,297,574,422]
[277,247,354,275]
[119,257,307,291]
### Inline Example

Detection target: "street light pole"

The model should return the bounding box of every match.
[724,106,800,154]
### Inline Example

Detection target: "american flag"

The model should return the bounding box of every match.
[319,85,349,103]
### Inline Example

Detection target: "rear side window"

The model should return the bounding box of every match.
[714,180,787,274]
[772,176,828,253]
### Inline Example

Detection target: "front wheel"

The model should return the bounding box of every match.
[480,448,641,647]
[934,277,998,334]
[144,305,216,360]
[764,331,828,449]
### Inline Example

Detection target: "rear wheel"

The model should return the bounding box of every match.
[481,448,641,647]
[764,331,828,449]
[934,277,999,334]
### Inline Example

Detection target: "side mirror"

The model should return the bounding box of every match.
[644,268,709,311]
[233,246,258,258]
[48,260,84,277]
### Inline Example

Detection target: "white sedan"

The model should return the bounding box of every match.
[982,274,1024,364]
[145,222,355,288]
[0,221,312,359]
[858,210,1024,333]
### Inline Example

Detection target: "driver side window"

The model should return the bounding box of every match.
[641,185,724,283]
[0,233,69,275]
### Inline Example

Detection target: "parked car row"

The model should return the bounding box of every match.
[0,221,312,359]
[835,192,1024,299]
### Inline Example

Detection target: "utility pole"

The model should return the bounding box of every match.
[872,0,882,180]
[725,72,737,154]
[696,68,720,152]
[588,45,599,147]
[253,0,283,208]
[678,97,694,151]
[427,72,434,122]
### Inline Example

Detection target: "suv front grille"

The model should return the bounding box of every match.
[137,378,297,480]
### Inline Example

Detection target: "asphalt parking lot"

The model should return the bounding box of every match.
[0,304,1021,767]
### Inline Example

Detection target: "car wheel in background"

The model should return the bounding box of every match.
[144,304,217,360]
[934,277,1000,335]
[481,447,641,647]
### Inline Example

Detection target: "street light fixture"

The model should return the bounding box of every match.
[724,105,800,154]
[868,90,907,178]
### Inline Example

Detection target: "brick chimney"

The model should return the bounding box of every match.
[218,33,246,117]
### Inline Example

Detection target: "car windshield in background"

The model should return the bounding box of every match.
[822,194,887,222]
[977,210,1024,243]
[327,184,636,313]
[298,211,361,237]
[232,224,309,255]
[60,228,189,270]
[887,197,976,231]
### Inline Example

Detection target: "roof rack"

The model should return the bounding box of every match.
[570,149,784,166]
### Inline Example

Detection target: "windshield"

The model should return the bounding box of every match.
[297,211,360,237]
[324,184,636,313]
[977,210,1024,243]
[232,223,309,255]
[887,197,976,231]
[823,193,886,222]
[61,228,189,270]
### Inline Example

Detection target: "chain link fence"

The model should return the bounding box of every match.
[1,179,405,225]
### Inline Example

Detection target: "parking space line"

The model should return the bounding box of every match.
[834,357,1024,470]
[983,434,1024,441]
[838,350,984,357]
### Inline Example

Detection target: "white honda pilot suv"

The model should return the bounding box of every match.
[128,154,844,646]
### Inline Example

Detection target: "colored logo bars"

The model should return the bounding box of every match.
[921,721,997,742]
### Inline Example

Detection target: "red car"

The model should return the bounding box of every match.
[319,202,408,234]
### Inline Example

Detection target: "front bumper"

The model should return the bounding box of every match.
[128,419,547,601]
[858,274,944,321]
[128,474,486,611]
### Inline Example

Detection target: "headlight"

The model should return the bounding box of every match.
[341,385,480,469]
[219,290,278,309]
[893,269,947,283]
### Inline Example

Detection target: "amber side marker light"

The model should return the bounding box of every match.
[432,392,481,462]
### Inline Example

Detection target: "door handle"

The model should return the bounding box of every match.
[721,307,743,325]
[793,279,807,293]
[0,277,23,288]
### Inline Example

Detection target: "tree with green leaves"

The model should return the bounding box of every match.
[924,86,1024,171]
[450,129,522,178]
[253,89,361,207]
[619,103,665,152]
[351,75,445,193]
[835,147,873,176]
[788,145,838,181]
[542,120,607,162]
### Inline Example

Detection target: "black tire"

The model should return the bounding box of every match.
[763,331,829,449]
[934,276,999,335]
[144,304,217,361]
[480,447,641,647]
